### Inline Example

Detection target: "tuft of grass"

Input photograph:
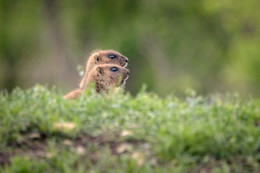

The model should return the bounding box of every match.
[0,85,260,172]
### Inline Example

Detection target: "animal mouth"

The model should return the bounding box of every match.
[121,75,129,87]
[123,62,128,68]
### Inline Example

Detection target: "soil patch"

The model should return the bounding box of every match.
[0,132,145,167]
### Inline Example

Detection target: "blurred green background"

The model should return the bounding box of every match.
[1,0,260,97]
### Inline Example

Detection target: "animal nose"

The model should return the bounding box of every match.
[127,70,130,75]
[123,56,128,62]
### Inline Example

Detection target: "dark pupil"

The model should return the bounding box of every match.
[109,54,116,58]
[111,67,118,72]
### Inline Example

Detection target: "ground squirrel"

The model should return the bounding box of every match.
[79,50,128,89]
[64,64,130,100]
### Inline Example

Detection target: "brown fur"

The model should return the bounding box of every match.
[63,89,82,100]
[64,64,130,100]
[79,50,128,89]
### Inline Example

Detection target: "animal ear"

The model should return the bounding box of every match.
[94,53,101,62]
[97,67,104,75]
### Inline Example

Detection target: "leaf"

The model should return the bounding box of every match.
[131,152,145,166]
[120,130,133,137]
[53,122,76,131]
[116,143,132,154]
[76,146,86,155]
[63,139,73,146]
[28,133,41,139]
[46,152,55,159]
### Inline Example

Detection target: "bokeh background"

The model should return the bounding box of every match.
[1,0,260,97]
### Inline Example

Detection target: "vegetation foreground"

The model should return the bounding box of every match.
[0,85,260,172]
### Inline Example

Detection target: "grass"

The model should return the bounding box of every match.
[0,85,260,172]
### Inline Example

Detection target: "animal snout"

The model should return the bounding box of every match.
[126,69,130,75]
[123,56,128,62]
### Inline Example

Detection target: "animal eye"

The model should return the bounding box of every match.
[111,67,118,72]
[109,54,117,59]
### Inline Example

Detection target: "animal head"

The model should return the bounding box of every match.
[95,64,130,86]
[88,64,130,92]
[90,50,128,68]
